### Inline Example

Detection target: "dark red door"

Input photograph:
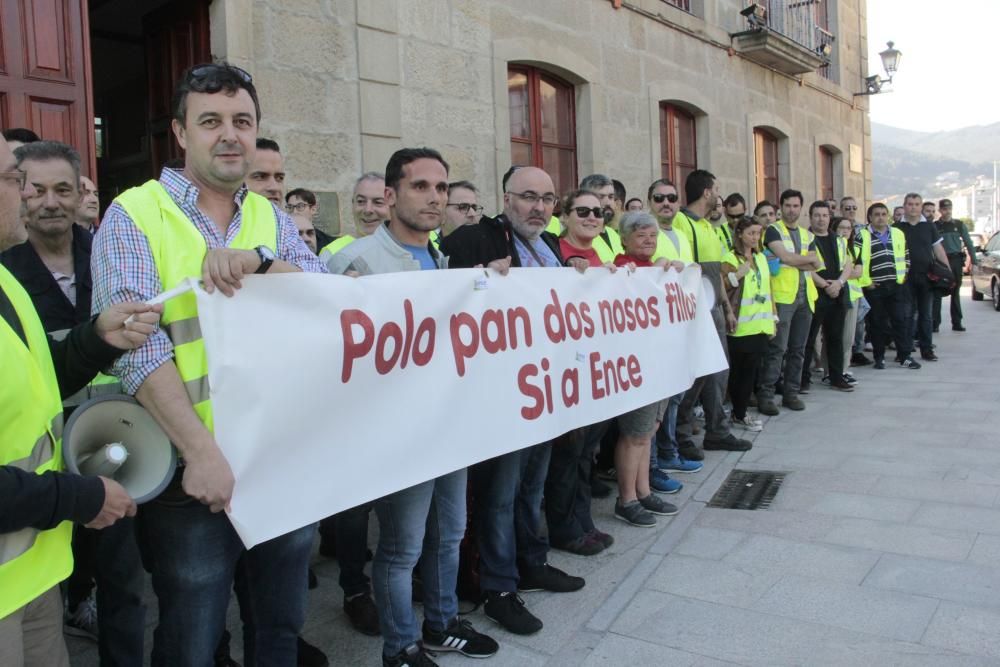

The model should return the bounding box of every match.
[143,0,211,172]
[0,0,95,175]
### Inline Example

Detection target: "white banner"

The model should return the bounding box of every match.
[196,266,727,547]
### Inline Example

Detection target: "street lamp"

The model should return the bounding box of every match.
[856,41,901,96]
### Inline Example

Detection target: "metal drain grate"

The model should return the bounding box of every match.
[707,470,787,510]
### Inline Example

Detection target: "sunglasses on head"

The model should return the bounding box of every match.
[573,206,604,219]
[189,63,253,84]
[651,193,679,204]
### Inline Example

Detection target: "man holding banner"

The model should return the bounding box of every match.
[91,63,326,666]
[328,147,499,667]
[443,166,586,637]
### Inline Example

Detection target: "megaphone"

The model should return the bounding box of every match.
[64,395,178,503]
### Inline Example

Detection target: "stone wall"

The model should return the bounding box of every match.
[211,0,872,235]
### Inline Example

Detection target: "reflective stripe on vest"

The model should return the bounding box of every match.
[114,181,278,432]
[0,265,73,619]
[859,227,907,286]
[769,220,817,310]
[319,234,356,264]
[723,251,775,337]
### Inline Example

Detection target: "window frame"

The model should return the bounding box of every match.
[754,128,780,205]
[659,102,698,190]
[819,147,835,202]
[507,65,577,195]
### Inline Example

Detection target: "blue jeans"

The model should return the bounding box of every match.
[136,494,314,667]
[653,391,684,465]
[373,469,466,656]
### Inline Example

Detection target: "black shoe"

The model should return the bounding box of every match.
[518,563,585,593]
[921,351,939,362]
[483,591,543,636]
[586,529,615,549]
[899,357,922,369]
[307,567,318,590]
[851,352,872,366]
[830,378,854,392]
[383,643,438,667]
[344,593,380,636]
[678,442,704,461]
[702,433,752,451]
[953,324,966,332]
[873,359,886,370]
[297,636,329,667]
[551,533,604,556]
[590,477,612,498]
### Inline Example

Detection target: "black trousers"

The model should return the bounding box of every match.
[932,253,966,329]
[804,292,847,383]
[727,333,769,419]
[865,282,910,362]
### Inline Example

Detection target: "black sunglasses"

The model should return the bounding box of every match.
[573,207,603,219]
[651,193,679,204]
[189,64,253,84]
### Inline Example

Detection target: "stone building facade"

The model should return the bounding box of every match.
[207,0,874,235]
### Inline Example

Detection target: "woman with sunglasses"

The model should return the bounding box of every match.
[721,217,776,432]
[559,190,615,270]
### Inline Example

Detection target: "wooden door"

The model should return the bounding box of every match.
[143,0,210,172]
[0,0,95,175]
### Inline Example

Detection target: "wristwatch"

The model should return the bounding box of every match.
[254,245,276,274]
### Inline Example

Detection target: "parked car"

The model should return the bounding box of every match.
[970,233,1000,310]
[965,232,986,275]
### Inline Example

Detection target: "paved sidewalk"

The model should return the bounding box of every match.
[71,285,1000,665]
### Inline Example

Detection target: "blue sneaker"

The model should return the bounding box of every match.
[658,455,703,474]
[649,468,682,494]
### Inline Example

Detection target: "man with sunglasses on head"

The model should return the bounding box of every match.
[91,62,327,667]
[442,166,586,637]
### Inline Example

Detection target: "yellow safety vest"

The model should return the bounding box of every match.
[319,235,356,264]
[673,210,723,263]
[545,216,562,236]
[716,223,734,252]
[0,265,72,619]
[593,227,625,264]
[722,251,775,337]
[652,226,693,263]
[768,220,817,311]
[858,227,907,287]
[116,181,277,432]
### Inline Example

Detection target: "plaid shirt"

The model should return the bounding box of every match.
[91,168,326,394]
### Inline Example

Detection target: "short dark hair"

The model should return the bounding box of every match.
[867,202,889,222]
[13,140,81,186]
[2,128,41,144]
[753,200,775,216]
[779,189,804,206]
[723,192,746,209]
[625,197,643,210]
[612,179,626,204]
[384,147,449,191]
[502,165,524,193]
[449,180,477,195]
[903,192,922,204]
[646,178,675,202]
[256,137,280,153]
[579,174,612,191]
[286,187,316,206]
[808,200,830,216]
[684,169,715,206]
[172,62,261,126]
[922,200,936,208]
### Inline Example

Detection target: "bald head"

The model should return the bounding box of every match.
[503,166,556,241]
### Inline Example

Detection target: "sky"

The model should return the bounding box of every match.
[866,0,1000,132]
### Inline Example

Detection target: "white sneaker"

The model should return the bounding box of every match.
[731,415,762,432]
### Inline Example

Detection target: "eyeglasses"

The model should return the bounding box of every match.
[0,170,27,190]
[189,63,253,84]
[509,191,558,206]
[447,203,484,214]
[651,193,679,204]
[286,202,310,213]
[573,206,604,219]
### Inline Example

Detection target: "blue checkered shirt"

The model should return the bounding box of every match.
[91,168,327,394]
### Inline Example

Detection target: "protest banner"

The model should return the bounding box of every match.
[196,265,727,547]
